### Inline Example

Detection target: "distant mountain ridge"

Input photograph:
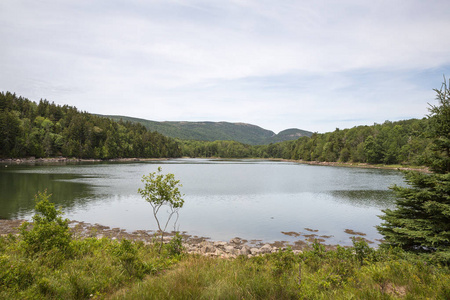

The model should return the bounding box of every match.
[100,115,313,145]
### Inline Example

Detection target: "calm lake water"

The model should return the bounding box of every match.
[0,159,406,246]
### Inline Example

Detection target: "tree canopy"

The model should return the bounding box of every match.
[178,117,432,165]
[378,79,450,261]
[0,92,181,159]
[0,90,436,166]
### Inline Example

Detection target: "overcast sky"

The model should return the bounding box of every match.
[1,1,449,133]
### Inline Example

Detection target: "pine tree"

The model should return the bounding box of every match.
[378,79,450,256]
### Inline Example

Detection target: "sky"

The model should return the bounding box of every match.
[1,1,450,134]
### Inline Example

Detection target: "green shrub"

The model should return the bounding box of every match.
[19,191,73,259]
[270,247,297,278]
[0,255,35,290]
[352,237,376,265]
[165,232,184,257]
[111,239,158,279]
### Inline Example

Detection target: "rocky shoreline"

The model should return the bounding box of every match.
[276,158,430,173]
[1,157,386,258]
[0,219,376,259]
[0,157,169,165]
[0,156,429,173]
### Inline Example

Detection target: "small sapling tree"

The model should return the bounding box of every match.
[138,167,184,252]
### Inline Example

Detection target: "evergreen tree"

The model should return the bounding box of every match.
[0,92,182,159]
[378,79,450,257]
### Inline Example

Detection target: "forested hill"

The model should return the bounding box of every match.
[179,117,432,166]
[101,115,313,145]
[1,91,432,166]
[0,92,181,159]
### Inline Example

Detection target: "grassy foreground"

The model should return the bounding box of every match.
[1,192,449,299]
[1,233,450,299]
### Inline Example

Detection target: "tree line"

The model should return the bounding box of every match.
[0,92,181,159]
[284,118,430,165]
[179,118,431,166]
[1,90,433,166]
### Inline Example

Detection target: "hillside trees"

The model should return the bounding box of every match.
[281,119,430,165]
[177,117,432,165]
[180,140,255,158]
[377,79,450,258]
[0,91,434,164]
[0,92,181,159]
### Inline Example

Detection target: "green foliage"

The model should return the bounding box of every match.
[0,91,434,165]
[378,171,450,254]
[112,244,450,299]
[2,230,450,299]
[180,139,255,158]
[0,234,173,299]
[138,167,184,252]
[378,79,450,261]
[19,191,73,258]
[111,239,156,279]
[427,79,450,174]
[270,247,298,281]
[0,91,181,159]
[285,119,430,164]
[178,117,432,165]
[0,252,35,291]
[352,237,376,265]
[364,135,382,164]
[165,232,185,257]
[105,116,313,145]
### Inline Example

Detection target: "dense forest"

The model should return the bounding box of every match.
[179,118,431,165]
[280,118,431,165]
[0,92,181,159]
[1,91,432,166]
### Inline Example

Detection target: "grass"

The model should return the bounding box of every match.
[110,242,450,300]
[2,233,450,299]
[1,193,449,299]
[0,234,181,299]
[114,244,450,300]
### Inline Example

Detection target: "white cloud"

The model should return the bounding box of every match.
[0,0,449,133]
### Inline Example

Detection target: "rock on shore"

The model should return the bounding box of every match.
[0,219,304,258]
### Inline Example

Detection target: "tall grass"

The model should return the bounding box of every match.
[0,191,181,299]
[111,244,450,300]
[1,192,449,299]
[0,234,181,299]
[2,234,450,299]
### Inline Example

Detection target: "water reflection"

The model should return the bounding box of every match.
[330,190,397,209]
[0,168,94,219]
[0,159,405,245]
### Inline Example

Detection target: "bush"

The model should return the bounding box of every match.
[19,191,73,259]
[165,232,184,257]
[111,239,156,279]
